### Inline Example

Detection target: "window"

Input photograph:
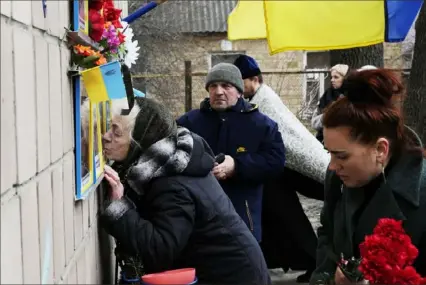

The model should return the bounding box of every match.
[300,51,330,119]
[209,51,245,69]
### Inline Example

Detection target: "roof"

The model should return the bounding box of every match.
[136,0,238,33]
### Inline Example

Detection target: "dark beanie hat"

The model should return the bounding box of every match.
[234,55,261,79]
[205,63,244,93]
[132,97,177,151]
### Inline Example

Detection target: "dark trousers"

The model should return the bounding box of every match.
[261,167,324,271]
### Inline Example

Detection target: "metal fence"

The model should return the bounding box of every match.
[132,66,411,122]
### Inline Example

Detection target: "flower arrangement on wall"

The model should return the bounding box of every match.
[71,0,140,70]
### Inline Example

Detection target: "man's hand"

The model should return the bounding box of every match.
[104,165,124,200]
[212,155,235,180]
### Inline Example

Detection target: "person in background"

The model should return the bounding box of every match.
[234,54,329,283]
[310,69,426,284]
[99,97,271,285]
[311,64,349,143]
[177,63,286,243]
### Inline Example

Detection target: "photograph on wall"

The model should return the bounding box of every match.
[78,0,89,34]
[106,100,112,132]
[94,103,105,180]
[103,100,113,165]
[80,83,94,194]
[100,100,112,134]
[100,101,105,135]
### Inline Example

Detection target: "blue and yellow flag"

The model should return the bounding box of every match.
[81,61,127,103]
[228,0,423,55]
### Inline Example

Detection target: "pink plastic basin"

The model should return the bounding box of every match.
[141,268,196,285]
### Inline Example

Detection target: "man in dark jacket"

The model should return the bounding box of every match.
[234,54,325,282]
[99,97,271,285]
[177,63,286,242]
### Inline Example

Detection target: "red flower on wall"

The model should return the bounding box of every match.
[89,0,104,11]
[117,31,126,44]
[103,0,122,28]
[89,9,105,41]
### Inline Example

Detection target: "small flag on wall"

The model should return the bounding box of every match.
[81,61,127,103]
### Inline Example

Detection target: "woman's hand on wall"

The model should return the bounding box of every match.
[104,165,124,200]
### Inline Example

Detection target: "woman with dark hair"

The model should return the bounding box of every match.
[310,69,426,284]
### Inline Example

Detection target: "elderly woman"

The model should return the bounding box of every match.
[310,69,426,284]
[311,64,349,143]
[98,97,271,285]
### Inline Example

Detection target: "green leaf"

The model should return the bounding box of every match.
[82,55,100,64]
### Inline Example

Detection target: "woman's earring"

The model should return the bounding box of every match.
[381,165,387,183]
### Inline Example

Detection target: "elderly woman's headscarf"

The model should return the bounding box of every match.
[114,97,178,177]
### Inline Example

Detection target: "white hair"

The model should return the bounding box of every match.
[80,97,141,141]
[110,97,141,137]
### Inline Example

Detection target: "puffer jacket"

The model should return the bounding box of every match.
[101,133,271,285]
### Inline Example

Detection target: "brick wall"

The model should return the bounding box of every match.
[139,34,305,117]
[0,1,125,283]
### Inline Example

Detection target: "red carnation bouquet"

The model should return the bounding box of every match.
[358,218,426,284]
[315,218,425,285]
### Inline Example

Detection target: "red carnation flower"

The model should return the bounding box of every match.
[117,32,126,44]
[88,9,105,42]
[358,218,425,284]
[89,0,104,11]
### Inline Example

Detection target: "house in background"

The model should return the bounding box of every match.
[132,0,405,121]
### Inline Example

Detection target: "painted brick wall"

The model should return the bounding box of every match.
[140,35,305,117]
[0,1,126,283]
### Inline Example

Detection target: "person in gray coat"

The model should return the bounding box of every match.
[310,69,426,285]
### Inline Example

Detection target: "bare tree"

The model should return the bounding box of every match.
[128,1,208,101]
[330,43,384,68]
[404,4,426,143]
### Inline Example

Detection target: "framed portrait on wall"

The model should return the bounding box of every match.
[99,102,105,134]
[100,100,112,134]
[105,100,112,132]
[75,79,94,199]
[101,100,114,166]
[93,103,105,180]
[78,0,89,34]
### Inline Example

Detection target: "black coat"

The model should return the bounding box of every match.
[101,134,271,285]
[315,87,344,142]
[261,167,324,271]
[310,147,426,284]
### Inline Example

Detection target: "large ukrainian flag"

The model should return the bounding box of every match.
[228,0,423,55]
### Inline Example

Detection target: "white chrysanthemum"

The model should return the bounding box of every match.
[120,21,140,68]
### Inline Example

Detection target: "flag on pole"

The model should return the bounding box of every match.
[228,1,266,40]
[228,0,423,55]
